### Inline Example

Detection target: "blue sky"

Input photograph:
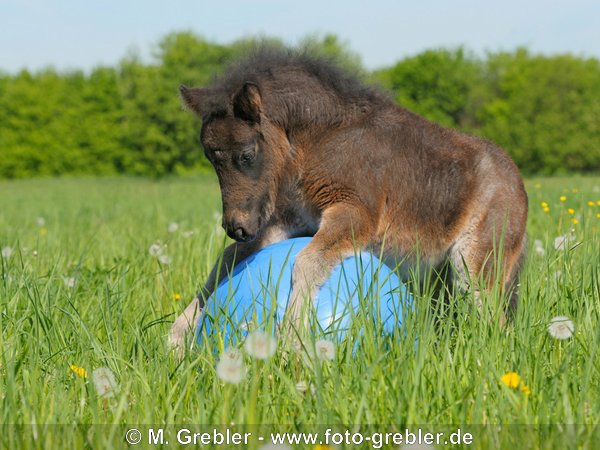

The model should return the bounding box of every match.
[1,0,599,73]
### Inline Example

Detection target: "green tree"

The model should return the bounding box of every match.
[375,48,481,128]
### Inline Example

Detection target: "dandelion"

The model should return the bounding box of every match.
[39,227,48,236]
[315,339,336,361]
[158,254,172,265]
[36,216,46,226]
[222,347,244,363]
[69,364,87,379]
[314,445,334,450]
[533,240,545,257]
[174,293,181,301]
[148,243,163,256]
[501,372,521,389]
[567,208,575,215]
[244,331,277,360]
[216,352,246,384]
[572,218,579,225]
[63,277,76,289]
[92,367,119,398]
[559,195,567,202]
[540,201,548,208]
[548,316,574,340]
[182,230,195,238]
[553,235,573,250]
[1,246,13,258]
[588,201,595,207]
[501,372,531,396]
[168,222,179,233]
[597,213,600,219]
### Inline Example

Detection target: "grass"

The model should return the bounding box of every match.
[0,175,599,449]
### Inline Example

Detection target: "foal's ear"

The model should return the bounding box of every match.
[179,85,208,115]
[233,82,262,123]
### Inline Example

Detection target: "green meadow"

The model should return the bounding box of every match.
[0,175,599,449]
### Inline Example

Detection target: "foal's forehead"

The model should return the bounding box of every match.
[201,117,255,149]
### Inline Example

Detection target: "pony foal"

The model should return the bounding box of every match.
[169,49,528,351]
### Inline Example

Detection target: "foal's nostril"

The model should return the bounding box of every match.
[233,227,247,241]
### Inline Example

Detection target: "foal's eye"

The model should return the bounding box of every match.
[240,148,256,164]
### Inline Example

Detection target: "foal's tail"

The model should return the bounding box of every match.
[505,234,527,316]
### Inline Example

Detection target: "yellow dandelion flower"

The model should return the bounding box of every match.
[39,227,48,236]
[567,208,575,215]
[572,218,579,225]
[588,201,595,207]
[69,364,87,379]
[314,445,333,450]
[597,213,600,219]
[559,196,567,202]
[543,207,550,213]
[501,372,521,389]
[520,384,531,396]
[174,293,181,301]
[597,200,600,206]
[540,201,549,208]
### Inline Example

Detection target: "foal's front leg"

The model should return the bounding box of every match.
[283,204,374,342]
[168,226,286,354]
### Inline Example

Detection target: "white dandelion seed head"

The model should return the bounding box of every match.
[158,254,172,265]
[244,331,277,360]
[63,277,76,289]
[222,347,243,363]
[182,230,195,239]
[548,316,574,340]
[554,235,568,250]
[554,234,576,251]
[533,240,545,257]
[36,216,46,227]
[148,243,163,256]
[315,339,336,361]
[91,367,119,398]
[1,246,13,258]
[216,356,246,384]
[168,222,179,233]
[33,250,38,257]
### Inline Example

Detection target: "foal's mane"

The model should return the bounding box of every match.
[204,47,391,128]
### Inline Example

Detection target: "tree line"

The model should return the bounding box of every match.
[1,32,599,178]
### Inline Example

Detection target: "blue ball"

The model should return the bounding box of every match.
[196,237,411,348]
